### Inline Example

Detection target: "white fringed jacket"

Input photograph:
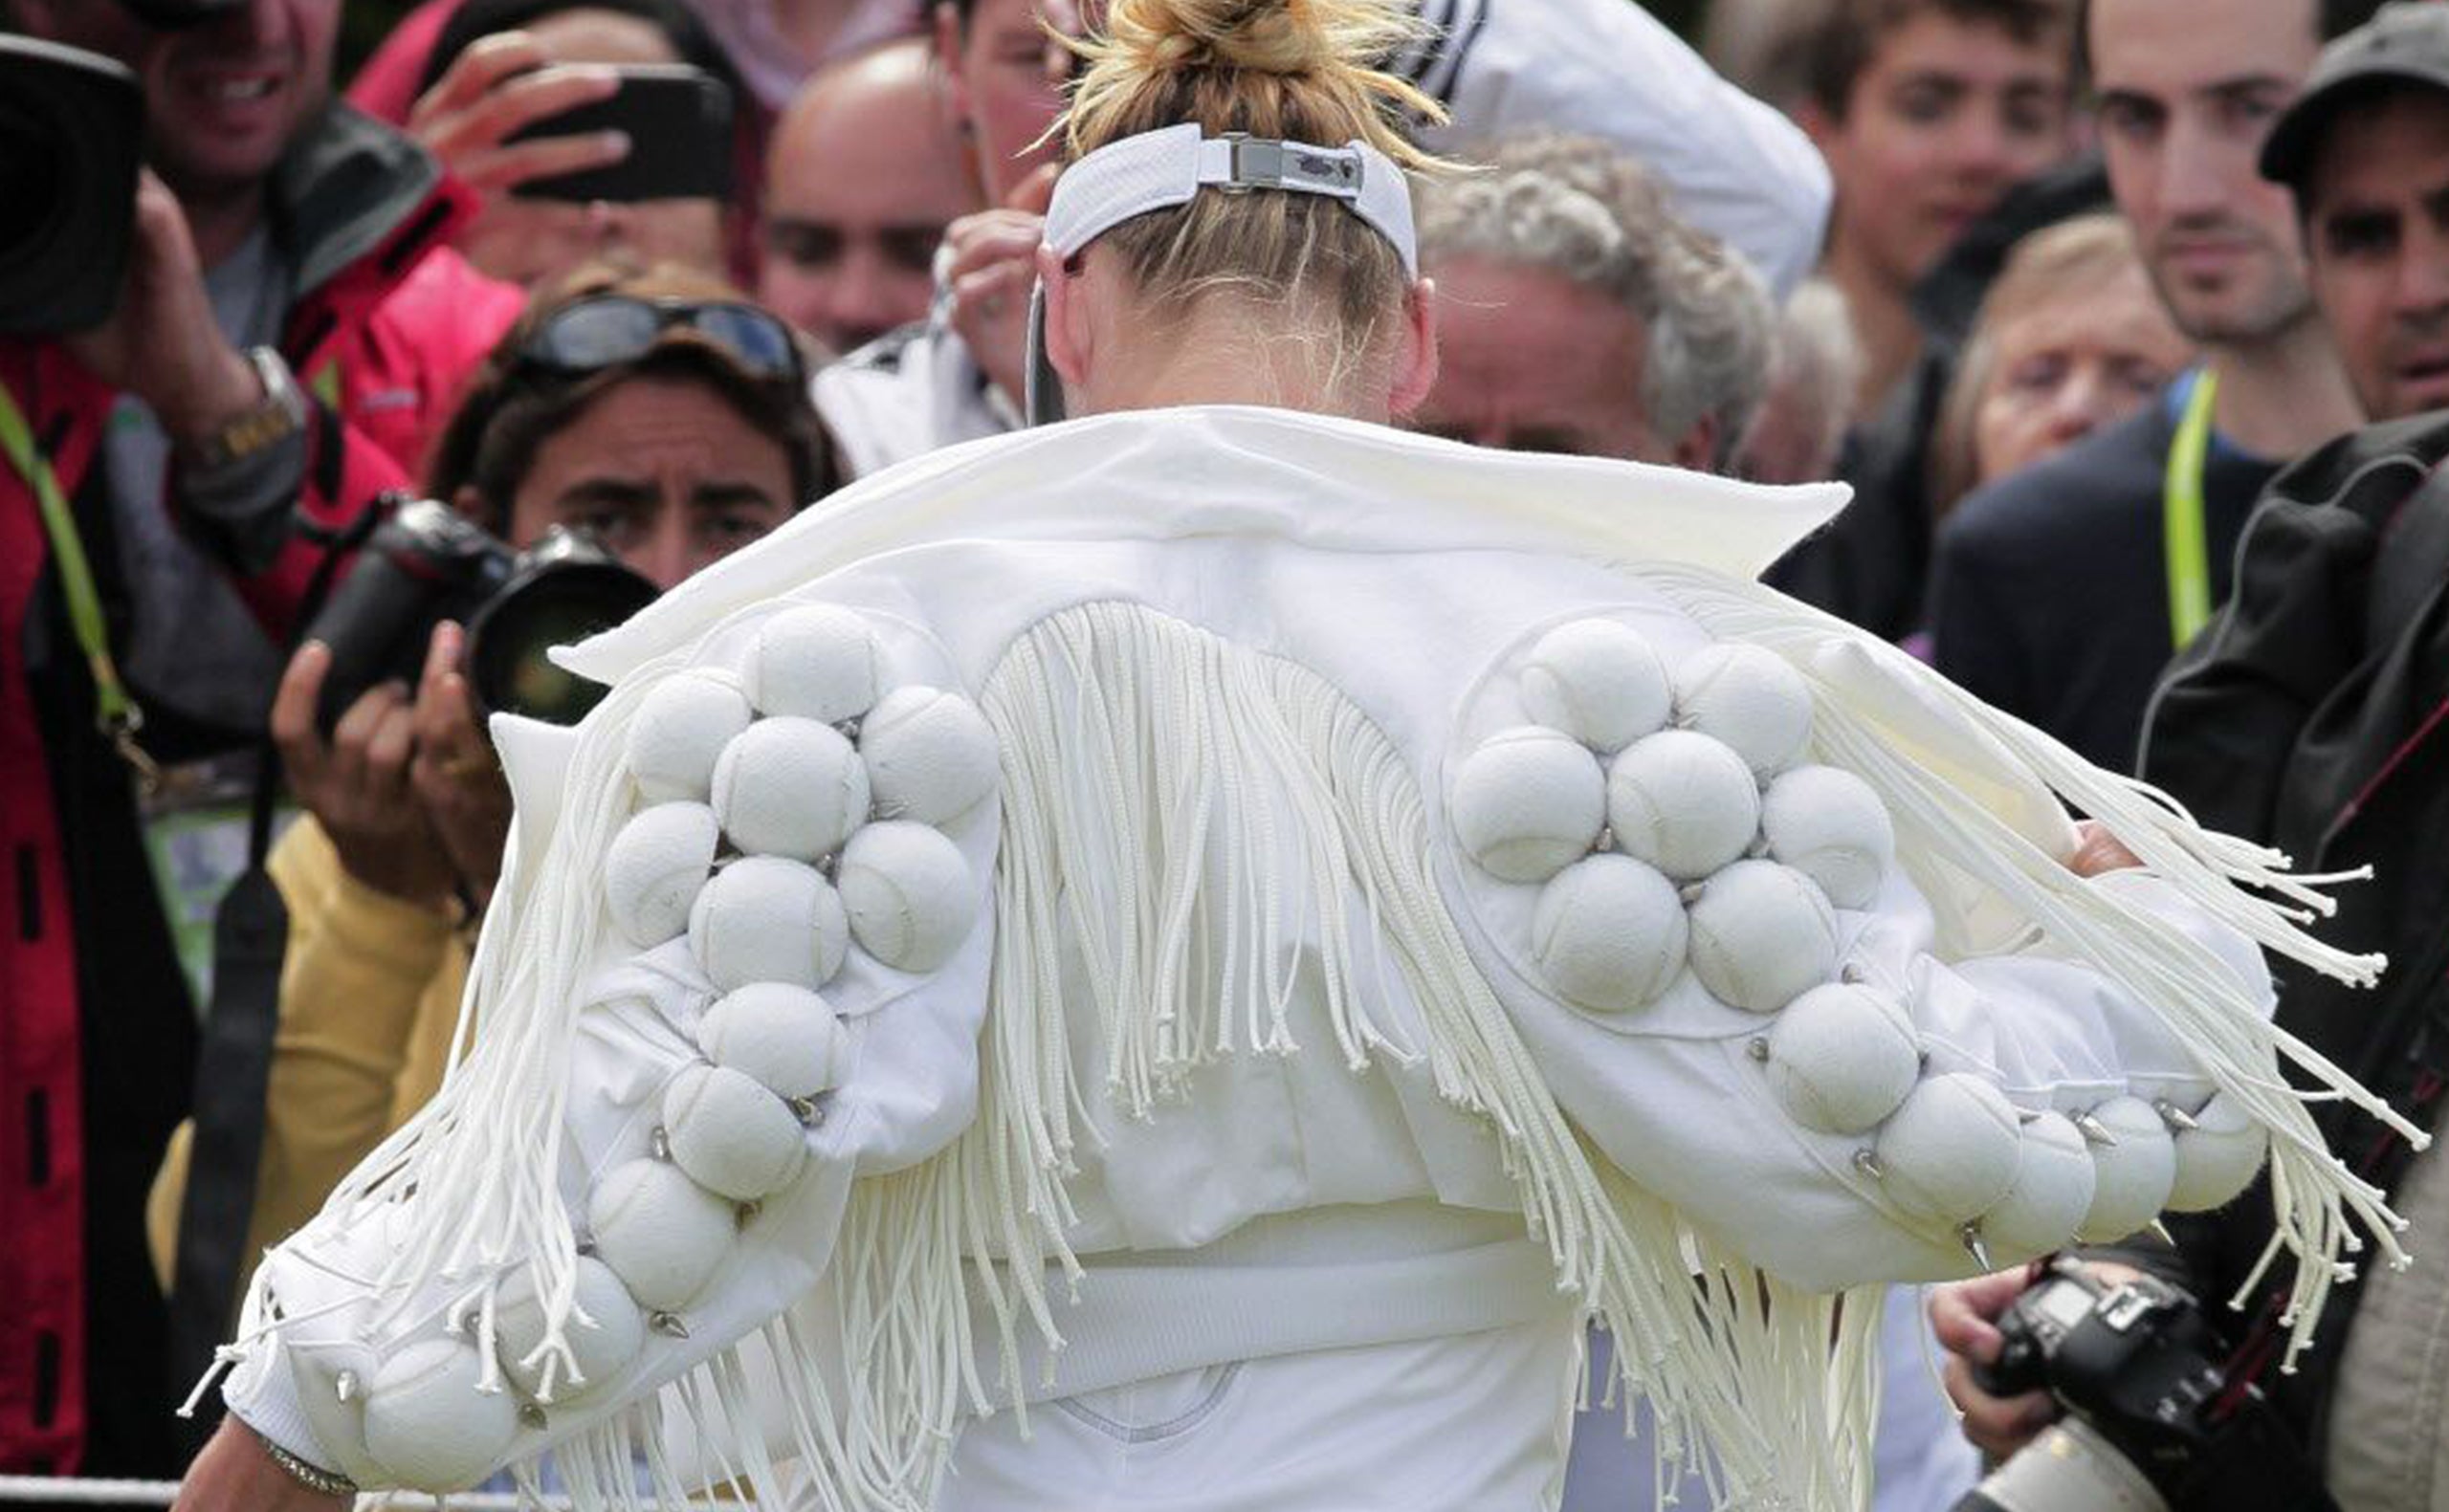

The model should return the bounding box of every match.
[219,407,2414,1511]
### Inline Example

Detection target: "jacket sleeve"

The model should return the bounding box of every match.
[1492,863,2269,1292]
[1407,0,1832,296]
[217,637,999,1497]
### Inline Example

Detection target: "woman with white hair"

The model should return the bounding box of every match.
[177,5,2404,1511]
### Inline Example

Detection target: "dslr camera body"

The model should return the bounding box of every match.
[305,498,655,733]
[1956,1257,2336,1512]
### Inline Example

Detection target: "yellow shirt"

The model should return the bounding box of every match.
[145,818,469,1291]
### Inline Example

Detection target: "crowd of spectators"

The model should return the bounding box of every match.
[3,0,2446,1508]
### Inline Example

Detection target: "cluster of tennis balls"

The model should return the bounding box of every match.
[1449,618,2268,1267]
[1451,617,1889,1016]
[353,604,1004,1494]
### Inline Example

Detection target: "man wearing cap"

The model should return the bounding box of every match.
[0,0,519,1481]
[1923,0,2371,774]
[1935,10,2449,1506]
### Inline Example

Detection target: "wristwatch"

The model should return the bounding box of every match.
[188,346,309,472]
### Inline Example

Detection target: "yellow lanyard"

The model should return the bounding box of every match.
[0,381,158,787]
[2162,368,2217,650]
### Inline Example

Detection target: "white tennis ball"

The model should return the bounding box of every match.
[1530,854,1688,1013]
[859,685,1000,826]
[663,1063,809,1202]
[838,821,978,973]
[1759,765,1895,910]
[586,1158,737,1312]
[603,801,718,947]
[1673,644,1814,777]
[1763,983,1920,1134]
[1686,860,1838,1013]
[747,603,883,723]
[626,673,755,804]
[1606,730,1762,882]
[699,982,846,1100]
[1451,726,1607,884]
[1874,1073,2023,1225]
[491,1255,645,1402]
[361,1338,520,1494]
[711,717,871,863]
[688,855,849,993]
[1978,1112,2096,1261]
[2167,1093,2268,1214]
[2076,1095,2177,1242]
[1518,619,1672,753]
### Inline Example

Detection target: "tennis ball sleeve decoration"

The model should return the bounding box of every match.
[2166,1092,2270,1213]
[1959,1106,2096,1262]
[2076,1095,2178,1241]
[1672,643,1814,778]
[663,1063,811,1202]
[858,685,1002,826]
[1518,618,1672,752]
[626,673,755,804]
[712,717,871,863]
[1685,860,1839,1013]
[1975,1111,2096,1261]
[698,982,847,1101]
[1759,764,1895,910]
[838,821,979,973]
[603,801,719,947]
[491,1255,646,1402]
[1530,853,1688,1012]
[1872,1073,2023,1225]
[1605,729,1761,881]
[689,855,850,993]
[585,1158,739,1312]
[1762,983,1920,1134]
[1451,726,1607,884]
[747,603,883,724]
[360,1338,522,1494]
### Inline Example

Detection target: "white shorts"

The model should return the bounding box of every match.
[936,1312,1584,1511]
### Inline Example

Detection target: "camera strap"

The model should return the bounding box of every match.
[0,382,159,789]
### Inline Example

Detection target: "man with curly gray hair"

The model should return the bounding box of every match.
[1412,133,1776,472]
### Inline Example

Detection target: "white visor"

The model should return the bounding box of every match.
[1043,121,1419,277]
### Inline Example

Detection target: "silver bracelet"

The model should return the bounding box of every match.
[256,1429,360,1499]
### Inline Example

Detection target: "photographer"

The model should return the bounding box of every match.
[1933,7,2449,1507]
[145,262,833,1310]
[0,0,517,1479]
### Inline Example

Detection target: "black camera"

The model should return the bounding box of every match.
[304,499,656,733]
[0,37,144,335]
[1954,1258,2336,1512]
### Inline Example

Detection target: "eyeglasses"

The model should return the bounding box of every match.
[518,296,805,387]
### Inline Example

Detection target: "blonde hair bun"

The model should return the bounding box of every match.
[1065,0,1444,166]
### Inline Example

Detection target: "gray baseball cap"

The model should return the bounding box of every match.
[2261,1,2449,189]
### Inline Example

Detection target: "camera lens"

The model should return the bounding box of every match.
[0,38,143,335]
[1954,1420,2169,1512]
[465,561,655,725]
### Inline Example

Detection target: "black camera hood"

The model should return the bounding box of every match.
[0,37,144,336]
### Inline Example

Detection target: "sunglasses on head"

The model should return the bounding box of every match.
[518,296,806,387]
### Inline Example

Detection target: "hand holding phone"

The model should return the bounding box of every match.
[505,63,735,205]
[408,30,632,198]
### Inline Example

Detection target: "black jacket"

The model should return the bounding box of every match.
[2136,412,2449,1450]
